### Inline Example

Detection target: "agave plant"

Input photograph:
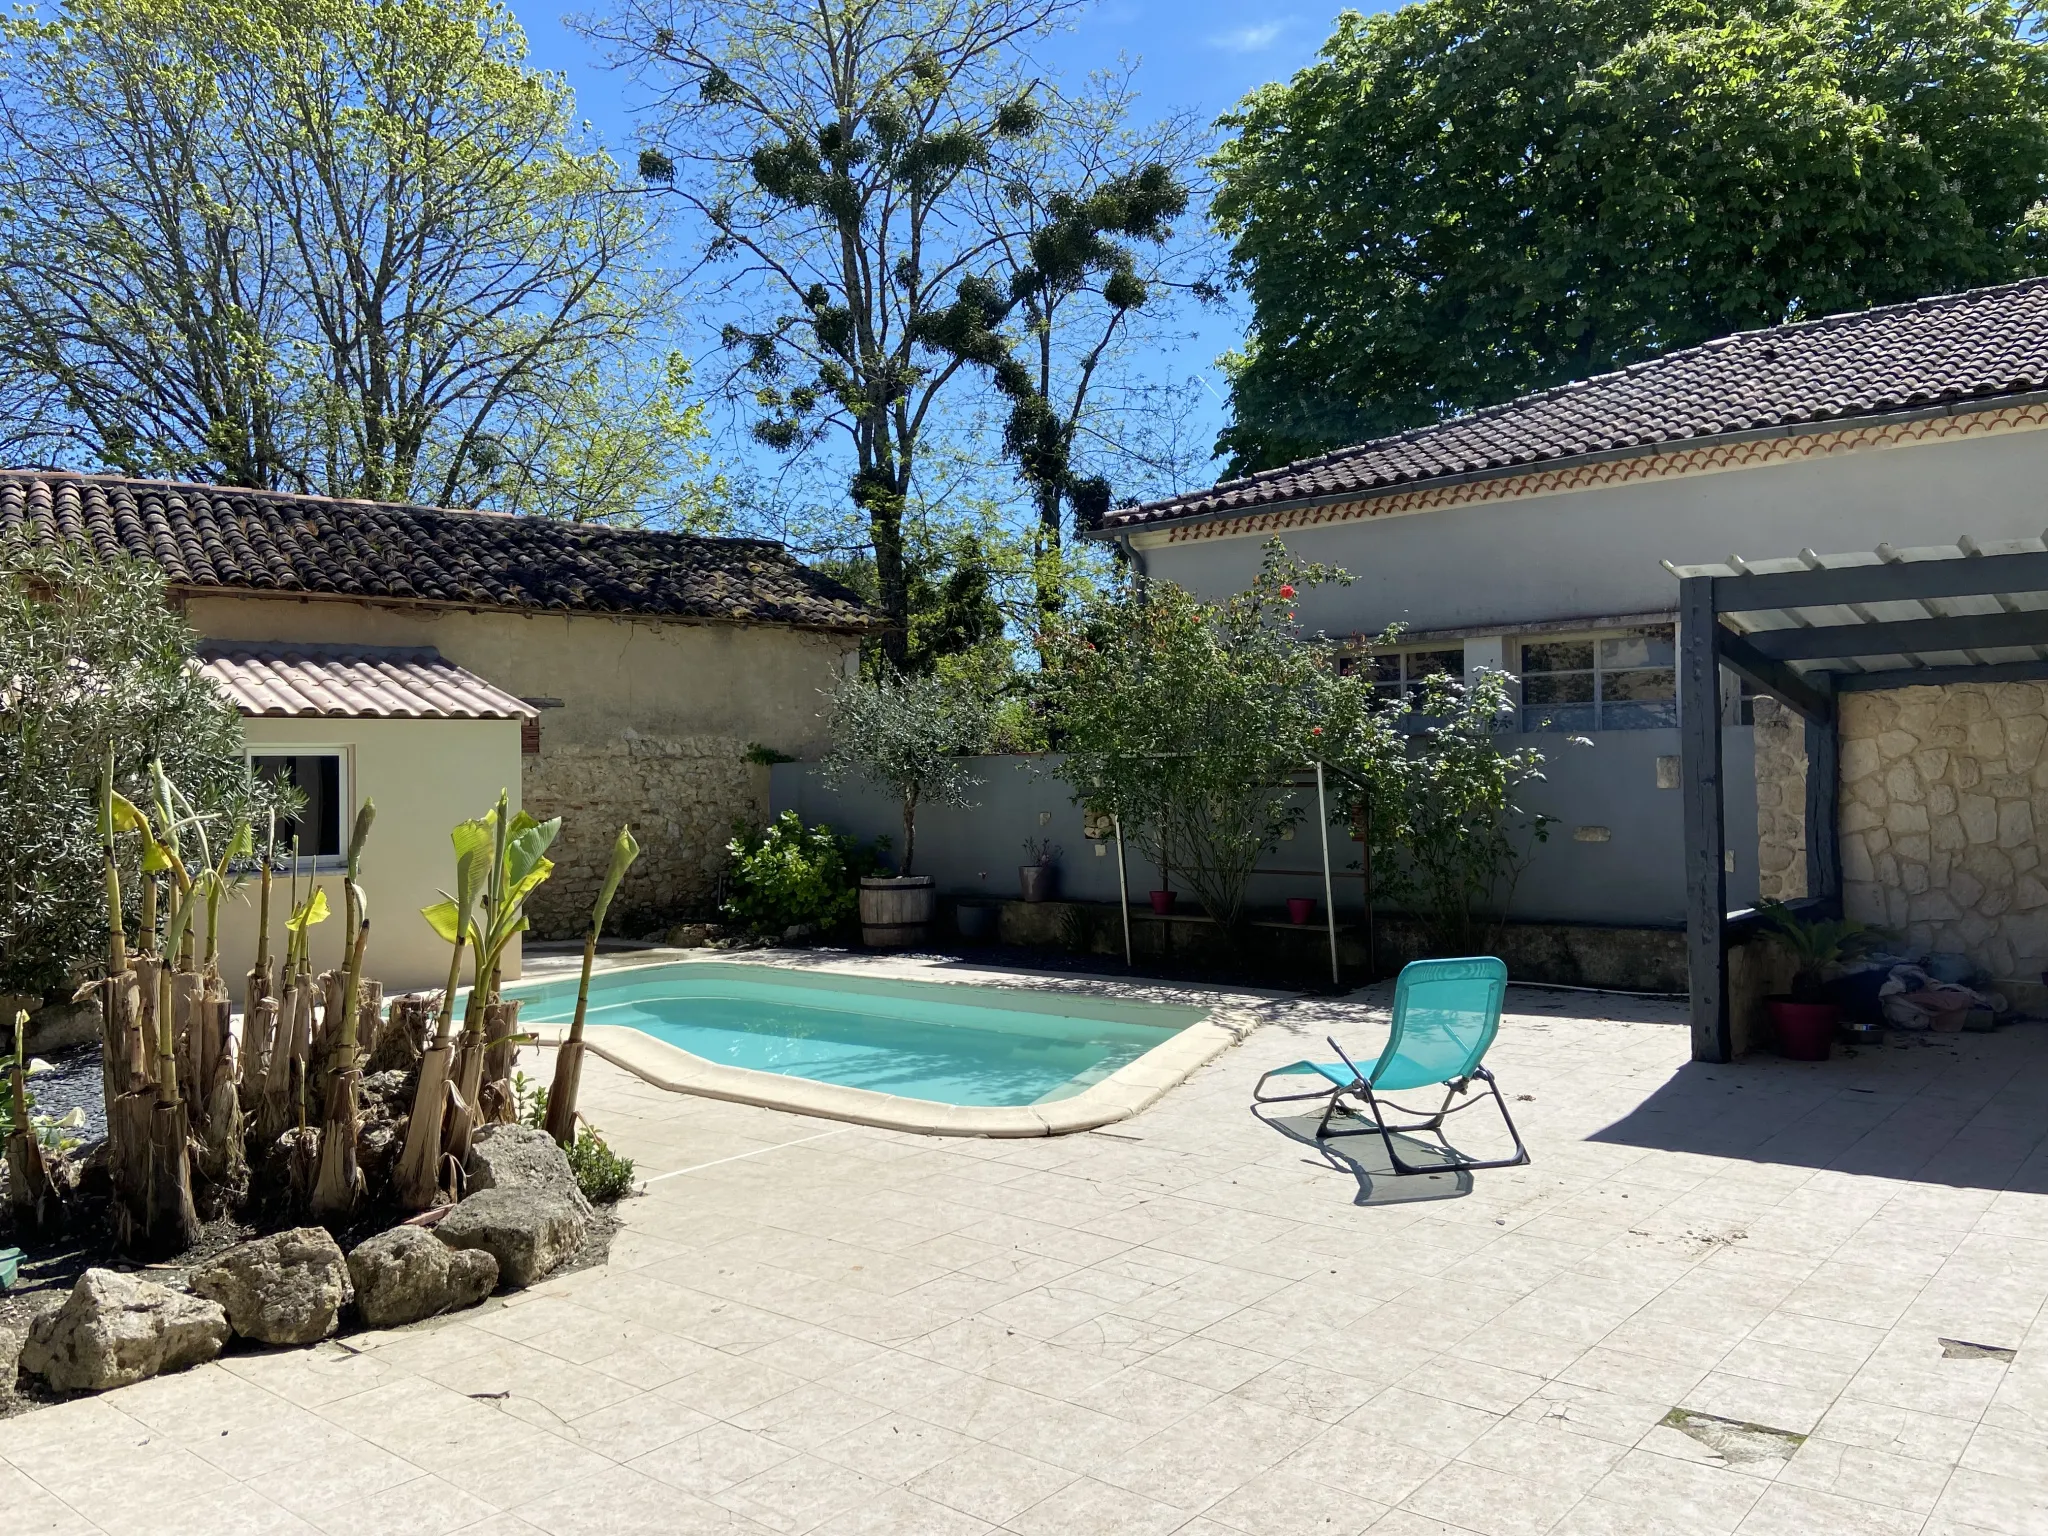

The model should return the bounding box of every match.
[545,825,639,1146]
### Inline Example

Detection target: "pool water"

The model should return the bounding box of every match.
[510,962,1202,1106]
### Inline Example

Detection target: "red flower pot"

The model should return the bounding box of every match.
[1149,889,1177,915]
[1768,998,1838,1061]
[1287,897,1317,925]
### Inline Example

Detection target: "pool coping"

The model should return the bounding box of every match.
[512,949,1285,1138]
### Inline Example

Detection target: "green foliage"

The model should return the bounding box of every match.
[564,1126,635,1203]
[1344,672,1558,957]
[512,1070,548,1129]
[0,541,279,996]
[4,1014,84,1152]
[1042,542,1376,931]
[1211,0,2048,470]
[723,812,883,933]
[821,673,994,876]
[0,0,672,507]
[600,0,1132,665]
[1757,899,1890,999]
[508,1069,633,1200]
[744,744,798,766]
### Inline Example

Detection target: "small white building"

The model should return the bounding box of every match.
[1092,279,2048,963]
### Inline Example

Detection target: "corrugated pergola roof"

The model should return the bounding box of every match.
[197,643,536,721]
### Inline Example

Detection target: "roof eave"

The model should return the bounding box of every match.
[1090,388,2048,542]
[168,580,879,633]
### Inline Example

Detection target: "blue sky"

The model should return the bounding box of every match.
[518,0,1370,496]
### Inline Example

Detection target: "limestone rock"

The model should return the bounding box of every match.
[21,1269,229,1391]
[189,1227,352,1346]
[437,1187,587,1288]
[347,1225,499,1328]
[666,922,719,948]
[466,1123,592,1217]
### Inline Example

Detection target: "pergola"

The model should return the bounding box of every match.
[1668,537,2048,1062]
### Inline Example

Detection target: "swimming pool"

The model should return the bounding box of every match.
[509,961,1209,1108]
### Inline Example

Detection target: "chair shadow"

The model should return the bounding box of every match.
[1255,1105,1475,1206]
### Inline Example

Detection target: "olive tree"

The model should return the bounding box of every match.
[0,540,270,1000]
[820,672,993,875]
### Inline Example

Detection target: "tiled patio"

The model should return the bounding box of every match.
[6,971,2048,1536]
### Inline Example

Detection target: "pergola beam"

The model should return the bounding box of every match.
[1837,658,2048,692]
[1714,549,2048,612]
[1743,607,2048,661]
[1715,624,1833,723]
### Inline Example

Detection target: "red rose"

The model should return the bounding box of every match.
[1278,583,1296,599]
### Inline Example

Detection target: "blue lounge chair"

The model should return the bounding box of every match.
[1254,957,1530,1175]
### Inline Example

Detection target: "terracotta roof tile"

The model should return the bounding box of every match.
[1105,279,2048,531]
[197,643,536,721]
[0,471,874,629]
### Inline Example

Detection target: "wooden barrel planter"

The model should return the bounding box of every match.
[859,876,935,948]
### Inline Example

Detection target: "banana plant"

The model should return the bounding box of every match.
[422,792,561,1045]
[422,813,495,1051]
[201,820,255,974]
[545,825,639,1145]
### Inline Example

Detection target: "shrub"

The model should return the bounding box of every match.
[565,1127,635,1203]
[0,540,279,998]
[722,811,882,933]
[509,1067,634,1201]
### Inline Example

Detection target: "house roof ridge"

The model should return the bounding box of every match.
[0,469,876,629]
[1107,277,2048,532]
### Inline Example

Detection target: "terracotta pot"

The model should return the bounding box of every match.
[1018,864,1058,903]
[1149,889,1177,915]
[1287,897,1318,926]
[1768,998,1837,1061]
[859,876,934,948]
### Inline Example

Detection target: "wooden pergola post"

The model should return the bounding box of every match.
[1678,576,1730,1063]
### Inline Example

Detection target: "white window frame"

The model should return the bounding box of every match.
[1351,643,1467,707]
[246,745,352,870]
[1516,625,1678,733]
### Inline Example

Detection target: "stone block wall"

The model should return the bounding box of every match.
[523,734,766,937]
[1753,698,1808,901]
[1755,682,2048,992]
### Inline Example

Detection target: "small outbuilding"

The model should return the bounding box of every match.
[1,471,874,989]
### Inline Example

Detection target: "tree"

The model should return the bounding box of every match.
[0,0,671,507]
[918,73,1206,633]
[1211,0,2048,471]
[479,353,729,529]
[0,540,272,1000]
[589,0,1089,667]
[820,671,993,874]
[1041,542,1382,933]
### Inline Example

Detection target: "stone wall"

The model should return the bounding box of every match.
[1754,682,2048,995]
[1753,697,1808,901]
[523,735,767,937]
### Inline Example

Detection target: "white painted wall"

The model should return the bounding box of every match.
[212,716,523,998]
[1133,423,2048,636]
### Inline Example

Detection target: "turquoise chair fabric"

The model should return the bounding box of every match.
[1368,956,1508,1091]
[1268,957,1509,1093]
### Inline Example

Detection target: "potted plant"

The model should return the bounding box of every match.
[1019,838,1061,902]
[1757,900,1887,1060]
[821,672,991,947]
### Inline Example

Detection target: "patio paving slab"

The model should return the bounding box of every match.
[5,962,2048,1535]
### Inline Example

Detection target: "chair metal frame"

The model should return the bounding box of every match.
[1255,1032,1530,1176]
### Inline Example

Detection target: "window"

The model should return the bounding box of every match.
[1348,646,1464,707]
[249,751,347,860]
[1519,627,1676,731]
